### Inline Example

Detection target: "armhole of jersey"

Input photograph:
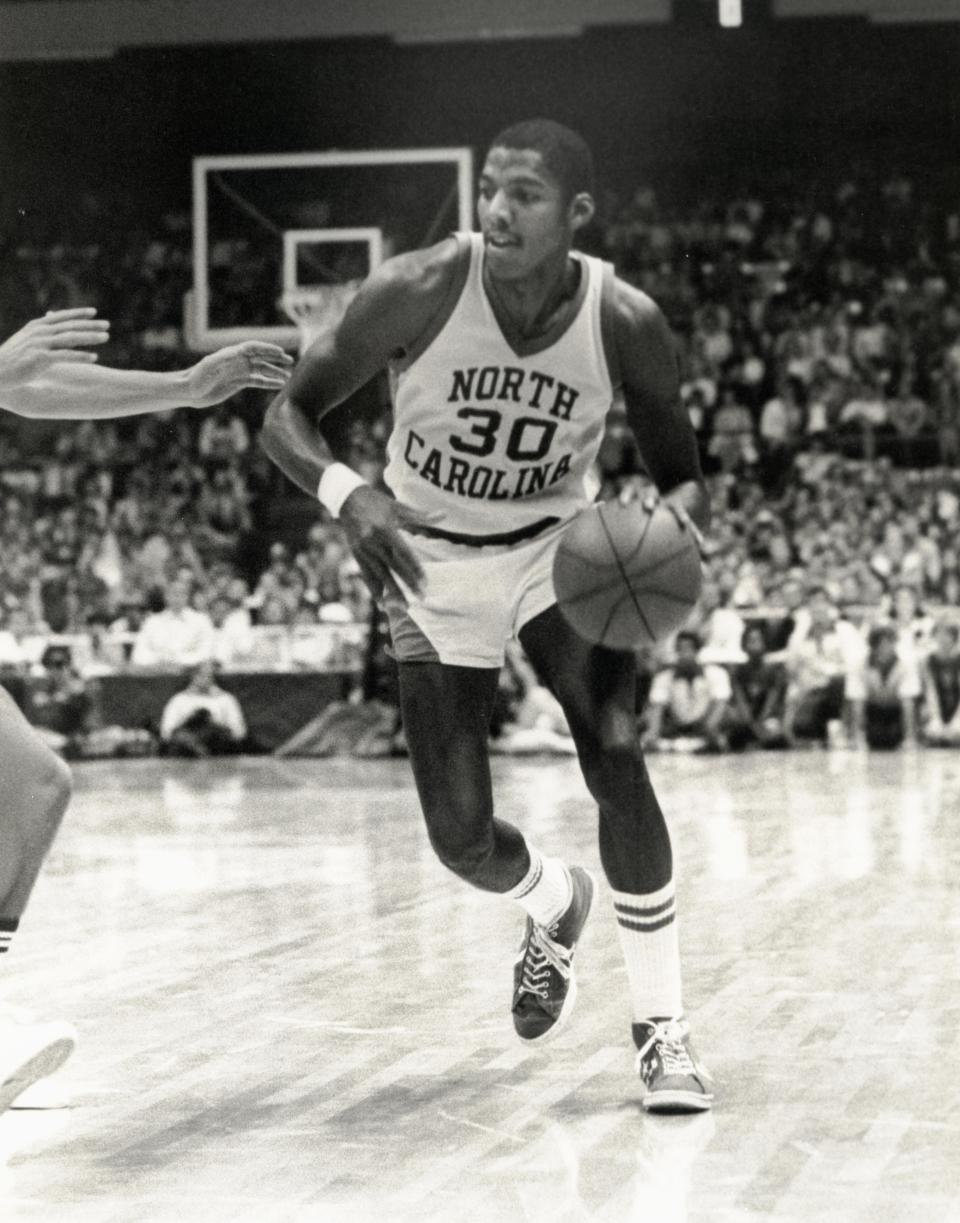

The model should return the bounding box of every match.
[599,261,622,392]
[393,233,473,373]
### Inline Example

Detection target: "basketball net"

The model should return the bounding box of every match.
[280,280,362,355]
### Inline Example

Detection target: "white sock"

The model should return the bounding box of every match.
[507,845,572,928]
[613,880,683,1021]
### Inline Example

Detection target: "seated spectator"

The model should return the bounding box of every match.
[846,624,920,750]
[197,402,250,466]
[159,661,247,757]
[707,386,757,475]
[920,621,960,746]
[641,631,731,752]
[785,585,860,745]
[725,623,789,750]
[27,644,95,754]
[193,464,252,565]
[251,542,299,611]
[130,577,215,669]
[490,643,577,756]
[689,578,747,664]
[208,593,255,669]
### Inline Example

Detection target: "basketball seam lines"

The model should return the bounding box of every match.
[597,503,654,643]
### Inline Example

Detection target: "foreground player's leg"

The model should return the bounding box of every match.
[0,689,76,1113]
[397,660,594,1042]
[520,607,712,1111]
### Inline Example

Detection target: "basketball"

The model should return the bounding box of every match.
[553,500,702,650]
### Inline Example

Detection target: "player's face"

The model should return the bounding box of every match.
[477,147,592,282]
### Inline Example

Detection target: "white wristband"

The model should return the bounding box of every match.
[317,463,367,517]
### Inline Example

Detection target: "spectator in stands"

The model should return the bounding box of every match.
[707,385,757,475]
[208,592,255,669]
[489,642,577,756]
[920,621,960,746]
[159,660,247,756]
[28,644,95,755]
[641,631,731,753]
[193,464,252,565]
[688,577,746,665]
[130,576,214,669]
[846,624,920,750]
[785,585,859,746]
[251,542,298,611]
[725,623,789,751]
[197,402,250,465]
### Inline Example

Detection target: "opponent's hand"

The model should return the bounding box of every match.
[339,485,435,598]
[619,483,705,552]
[186,342,294,407]
[0,308,110,390]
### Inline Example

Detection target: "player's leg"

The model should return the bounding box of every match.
[396,659,594,1042]
[0,687,76,1112]
[519,605,712,1112]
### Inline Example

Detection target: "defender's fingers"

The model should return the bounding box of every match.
[250,362,292,379]
[49,350,100,365]
[236,342,295,364]
[42,307,102,322]
[238,372,290,389]
[47,327,111,348]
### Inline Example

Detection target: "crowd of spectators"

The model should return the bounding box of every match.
[2,167,960,754]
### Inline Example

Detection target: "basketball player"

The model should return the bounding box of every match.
[0,307,292,1113]
[261,120,713,1112]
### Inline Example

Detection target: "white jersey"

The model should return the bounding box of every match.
[384,232,616,539]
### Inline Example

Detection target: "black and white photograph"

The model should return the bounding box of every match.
[0,1,958,1219]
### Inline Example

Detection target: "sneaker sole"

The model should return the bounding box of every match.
[0,1036,75,1115]
[641,1088,714,1114]
[515,868,596,1046]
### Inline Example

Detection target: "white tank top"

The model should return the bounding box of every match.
[383,232,615,538]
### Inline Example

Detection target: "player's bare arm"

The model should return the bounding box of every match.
[260,238,461,595]
[612,280,710,538]
[1,309,292,419]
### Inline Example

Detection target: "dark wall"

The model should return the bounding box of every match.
[2,18,959,227]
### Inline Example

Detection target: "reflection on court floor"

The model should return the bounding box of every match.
[1,751,958,1222]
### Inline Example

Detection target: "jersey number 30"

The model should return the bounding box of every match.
[449,408,557,463]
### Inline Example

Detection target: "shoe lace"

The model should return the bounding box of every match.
[635,1018,696,1077]
[517,923,572,1001]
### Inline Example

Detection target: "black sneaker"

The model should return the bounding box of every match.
[633,1017,714,1113]
[512,866,595,1044]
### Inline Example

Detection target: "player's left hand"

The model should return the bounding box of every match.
[618,483,706,552]
[186,342,294,407]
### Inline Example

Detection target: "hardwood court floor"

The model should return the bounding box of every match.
[1,748,959,1222]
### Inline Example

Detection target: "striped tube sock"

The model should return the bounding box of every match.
[507,845,573,929]
[612,881,683,1021]
[0,917,19,956]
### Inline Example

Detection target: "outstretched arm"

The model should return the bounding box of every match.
[613,283,710,535]
[0,308,292,419]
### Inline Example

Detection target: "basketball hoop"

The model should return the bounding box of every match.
[280,280,363,354]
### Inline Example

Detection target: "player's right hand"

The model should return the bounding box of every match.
[0,308,110,390]
[339,485,434,598]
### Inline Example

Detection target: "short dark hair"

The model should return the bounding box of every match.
[489,118,594,199]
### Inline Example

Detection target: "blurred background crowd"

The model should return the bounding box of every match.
[3,164,960,755]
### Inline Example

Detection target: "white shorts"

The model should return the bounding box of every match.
[383,519,569,668]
